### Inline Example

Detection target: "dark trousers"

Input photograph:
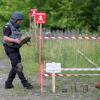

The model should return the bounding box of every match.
[4,45,27,85]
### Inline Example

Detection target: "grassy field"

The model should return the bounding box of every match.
[0,45,6,59]
[42,39,100,68]
[42,39,100,94]
[0,36,100,97]
[0,38,100,75]
[20,44,38,75]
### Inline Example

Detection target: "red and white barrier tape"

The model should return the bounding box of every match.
[44,36,100,40]
[44,68,100,72]
[61,68,100,71]
[43,73,100,77]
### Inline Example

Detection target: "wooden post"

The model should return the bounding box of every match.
[52,73,56,93]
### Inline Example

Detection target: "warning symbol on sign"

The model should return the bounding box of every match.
[34,13,46,24]
[38,15,43,21]
[29,9,38,17]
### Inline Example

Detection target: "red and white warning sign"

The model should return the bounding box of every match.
[29,9,38,17]
[34,13,46,24]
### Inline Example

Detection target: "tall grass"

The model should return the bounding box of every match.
[20,42,38,75]
[42,39,100,92]
[0,35,6,59]
[0,35,100,75]
[0,45,6,59]
[42,39,100,69]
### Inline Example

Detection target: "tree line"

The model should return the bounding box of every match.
[0,0,100,34]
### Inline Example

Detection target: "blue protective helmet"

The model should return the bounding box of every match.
[11,12,24,22]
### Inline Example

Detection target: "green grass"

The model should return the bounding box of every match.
[0,35,6,59]
[20,44,38,75]
[0,38,100,76]
[42,39,100,76]
[42,39,100,68]
[0,45,6,59]
[0,36,100,96]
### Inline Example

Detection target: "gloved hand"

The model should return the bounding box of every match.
[19,36,31,47]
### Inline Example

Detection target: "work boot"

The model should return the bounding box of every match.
[23,82,33,89]
[5,82,14,89]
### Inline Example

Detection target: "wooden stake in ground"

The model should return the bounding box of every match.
[52,73,56,93]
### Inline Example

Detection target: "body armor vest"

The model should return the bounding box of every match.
[3,22,22,48]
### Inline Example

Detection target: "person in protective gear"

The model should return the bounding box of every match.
[3,12,33,89]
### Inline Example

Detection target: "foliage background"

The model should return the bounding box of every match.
[0,0,100,35]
